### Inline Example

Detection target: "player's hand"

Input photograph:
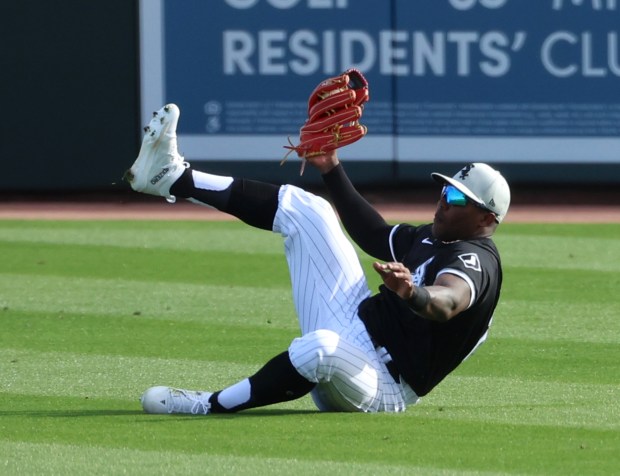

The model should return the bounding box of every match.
[305,150,340,175]
[372,262,414,300]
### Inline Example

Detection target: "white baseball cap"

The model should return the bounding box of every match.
[431,163,511,223]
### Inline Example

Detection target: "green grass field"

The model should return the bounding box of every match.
[1,219,618,475]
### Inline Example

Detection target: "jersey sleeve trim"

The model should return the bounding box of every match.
[388,224,401,262]
[437,268,476,309]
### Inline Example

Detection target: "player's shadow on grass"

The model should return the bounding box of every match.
[0,409,319,418]
[0,409,144,418]
[147,409,321,420]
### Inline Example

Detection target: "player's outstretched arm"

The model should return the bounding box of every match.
[309,151,394,261]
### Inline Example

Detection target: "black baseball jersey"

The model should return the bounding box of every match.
[359,223,503,396]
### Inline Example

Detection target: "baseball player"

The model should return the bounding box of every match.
[127,74,510,415]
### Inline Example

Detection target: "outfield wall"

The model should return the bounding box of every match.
[2,0,619,192]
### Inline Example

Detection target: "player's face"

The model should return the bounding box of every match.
[432,186,492,241]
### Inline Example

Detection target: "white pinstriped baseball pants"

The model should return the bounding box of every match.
[273,185,418,412]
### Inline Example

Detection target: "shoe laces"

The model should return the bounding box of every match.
[169,389,211,415]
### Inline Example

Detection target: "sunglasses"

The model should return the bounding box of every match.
[441,185,499,221]
[441,185,469,206]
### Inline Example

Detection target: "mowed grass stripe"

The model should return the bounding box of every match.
[493,300,619,343]
[1,394,618,475]
[496,232,619,272]
[0,241,290,287]
[451,337,619,385]
[0,310,296,363]
[2,271,618,345]
[502,267,619,303]
[0,273,297,328]
[2,345,617,431]
[0,440,497,476]
[2,307,617,385]
[0,220,285,254]
[0,348,276,400]
[418,374,619,430]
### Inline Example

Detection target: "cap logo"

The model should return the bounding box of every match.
[459,164,474,180]
[488,198,496,207]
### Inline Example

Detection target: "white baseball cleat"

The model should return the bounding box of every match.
[123,104,189,203]
[141,386,213,415]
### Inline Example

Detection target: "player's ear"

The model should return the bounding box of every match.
[486,212,499,228]
[480,210,497,227]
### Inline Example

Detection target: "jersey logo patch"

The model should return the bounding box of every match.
[412,257,434,287]
[459,253,481,272]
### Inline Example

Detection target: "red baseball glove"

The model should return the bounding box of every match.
[282,69,369,174]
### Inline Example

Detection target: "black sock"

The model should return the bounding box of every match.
[226,177,280,231]
[209,351,315,413]
[170,168,280,230]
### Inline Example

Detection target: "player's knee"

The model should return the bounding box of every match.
[288,329,340,382]
[290,330,380,412]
